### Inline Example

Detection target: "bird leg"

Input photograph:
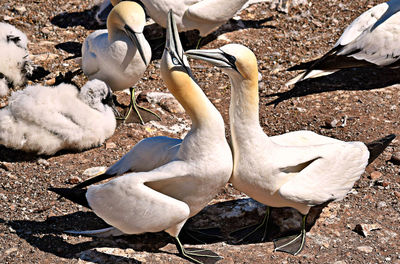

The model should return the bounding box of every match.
[273,214,307,256]
[195,37,203,49]
[180,226,224,244]
[173,236,222,264]
[120,87,161,124]
[229,206,270,243]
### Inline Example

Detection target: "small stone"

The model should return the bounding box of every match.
[45,78,56,86]
[357,246,373,253]
[82,166,107,177]
[390,152,400,165]
[5,247,18,255]
[41,27,51,34]
[0,162,10,171]
[354,223,381,237]
[324,118,338,128]
[37,158,50,167]
[105,142,117,149]
[33,53,59,62]
[160,98,185,114]
[14,6,27,14]
[382,181,390,188]
[370,171,382,180]
[67,176,81,184]
[377,201,387,208]
[394,191,400,199]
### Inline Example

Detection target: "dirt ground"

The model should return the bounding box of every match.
[1,0,399,263]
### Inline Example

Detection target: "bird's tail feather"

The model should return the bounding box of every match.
[48,187,91,208]
[366,134,396,165]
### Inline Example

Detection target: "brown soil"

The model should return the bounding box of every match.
[1,0,399,263]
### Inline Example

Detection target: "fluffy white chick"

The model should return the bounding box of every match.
[0,22,34,96]
[0,79,116,155]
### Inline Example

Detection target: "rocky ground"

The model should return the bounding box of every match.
[0,0,400,263]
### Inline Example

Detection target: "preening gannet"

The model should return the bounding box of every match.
[0,22,34,96]
[50,11,232,264]
[0,79,116,155]
[286,0,400,85]
[185,44,395,255]
[105,0,249,36]
[82,1,157,124]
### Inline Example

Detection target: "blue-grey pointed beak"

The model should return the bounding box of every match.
[124,25,148,66]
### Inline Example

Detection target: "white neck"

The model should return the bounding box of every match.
[229,75,267,142]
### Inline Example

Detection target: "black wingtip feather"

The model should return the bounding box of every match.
[366,134,396,165]
[49,187,91,209]
[73,172,116,189]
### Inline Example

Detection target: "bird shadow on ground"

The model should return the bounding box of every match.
[265,67,400,106]
[3,211,167,263]
[0,145,98,163]
[3,198,327,262]
[0,146,41,162]
[55,41,82,59]
[190,198,326,245]
[50,6,103,30]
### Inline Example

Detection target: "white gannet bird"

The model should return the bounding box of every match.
[0,22,34,96]
[185,44,395,255]
[50,11,232,264]
[104,0,249,37]
[286,0,400,86]
[82,1,157,124]
[0,79,116,155]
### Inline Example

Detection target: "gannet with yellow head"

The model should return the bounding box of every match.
[185,43,395,255]
[82,1,156,124]
[51,11,232,264]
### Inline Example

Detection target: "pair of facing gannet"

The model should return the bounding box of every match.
[0,79,116,155]
[185,45,395,255]
[83,1,158,124]
[287,0,400,85]
[51,11,233,264]
[96,0,250,36]
[51,10,394,264]
[0,22,34,96]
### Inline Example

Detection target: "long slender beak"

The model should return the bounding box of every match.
[124,24,148,66]
[166,10,183,61]
[185,49,236,70]
[165,10,192,74]
[370,1,400,31]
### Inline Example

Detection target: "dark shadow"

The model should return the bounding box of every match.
[0,138,100,162]
[28,66,50,81]
[265,67,400,106]
[147,17,275,60]
[55,42,82,59]
[0,145,40,162]
[4,211,168,261]
[50,7,104,30]
[188,198,325,245]
[3,198,327,262]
